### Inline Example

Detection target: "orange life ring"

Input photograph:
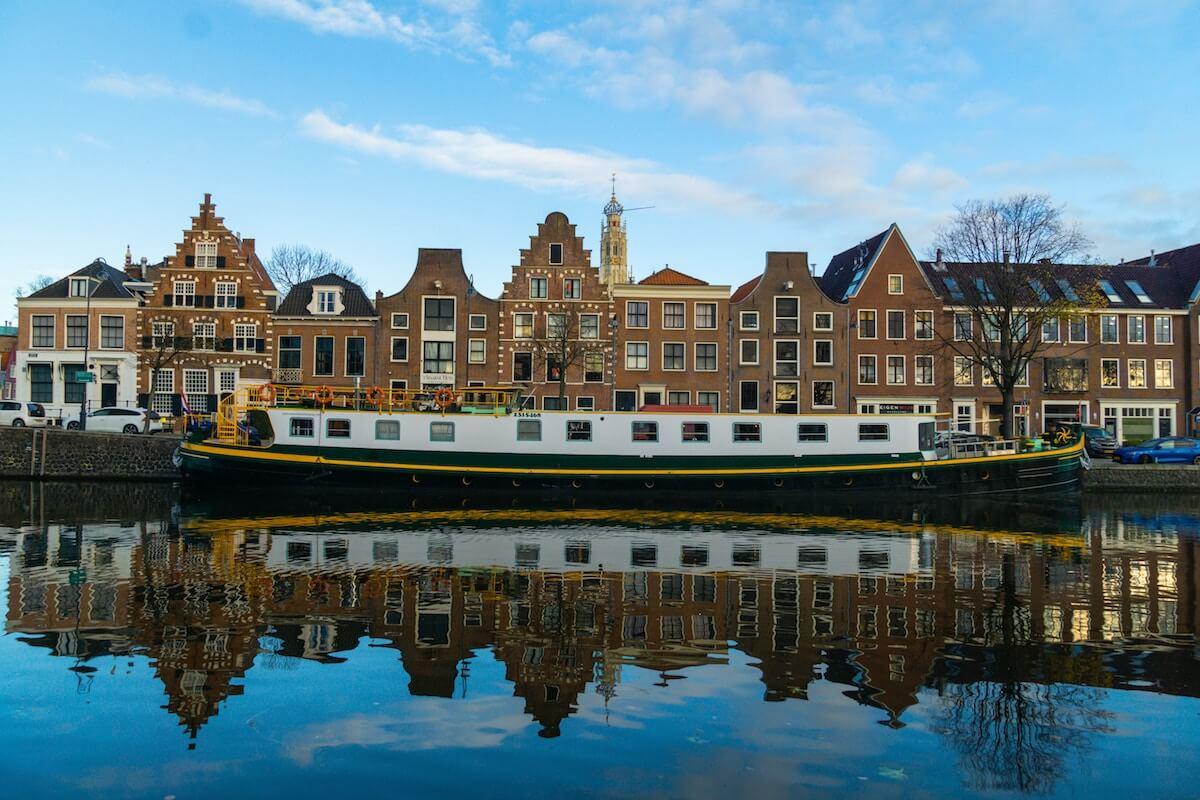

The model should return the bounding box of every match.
[314,385,334,405]
[259,383,277,404]
[434,387,456,411]
[365,386,384,407]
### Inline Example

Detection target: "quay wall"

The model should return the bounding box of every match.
[0,427,179,481]
[1082,464,1200,493]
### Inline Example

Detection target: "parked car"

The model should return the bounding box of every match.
[1112,436,1200,465]
[63,407,169,434]
[0,401,47,427]
[1079,425,1117,457]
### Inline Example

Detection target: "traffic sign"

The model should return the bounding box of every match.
[74,371,93,383]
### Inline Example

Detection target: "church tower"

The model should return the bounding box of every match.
[599,177,628,288]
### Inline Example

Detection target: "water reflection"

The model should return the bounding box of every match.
[1,483,1197,796]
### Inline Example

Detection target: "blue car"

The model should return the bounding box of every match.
[1113,436,1200,465]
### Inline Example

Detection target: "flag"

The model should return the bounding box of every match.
[179,391,192,416]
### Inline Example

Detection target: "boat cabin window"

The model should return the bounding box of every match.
[632,421,658,442]
[567,420,592,441]
[918,421,935,450]
[290,417,314,438]
[797,423,828,442]
[681,422,709,443]
[858,423,889,441]
[733,422,761,443]
[326,419,351,438]
[517,419,542,442]
[375,420,401,440]
[430,421,455,442]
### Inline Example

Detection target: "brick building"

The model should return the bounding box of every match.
[134,194,278,415]
[274,273,378,388]
[373,248,499,393]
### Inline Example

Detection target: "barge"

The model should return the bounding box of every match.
[178,385,1084,495]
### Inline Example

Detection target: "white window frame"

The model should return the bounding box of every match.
[887,274,903,295]
[529,276,548,299]
[1101,358,1120,388]
[1068,316,1087,344]
[812,339,833,367]
[1155,358,1173,389]
[468,314,487,331]
[662,342,686,371]
[886,355,905,386]
[694,302,717,330]
[1127,314,1146,344]
[625,341,649,371]
[513,312,534,339]
[811,380,835,409]
[662,301,686,330]
[739,339,759,366]
[580,313,600,339]
[858,354,877,385]
[99,315,125,350]
[1154,315,1173,345]
[173,279,196,307]
[625,300,649,329]
[914,310,933,340]
[562,277,581,300]
[739,311,759,331]
[183,368,210,411]
[30,315,55,349]
[194,241,217,268]
[914,355,934,386]
[548,243,564,265]
[1128,358,1147,388]
[316,290,337,314]
[192,321,216,352]
[886,309,906,341]
[1100,314,1119,344]
[694,342,718,372]
[812,311,833,332]
[391,312,409,330]
[233,323,258,353]
[468,338,486,364]
[857,309,877,340]
[390,336,409,363]
[214,281,237,309]
[954,356,973,387]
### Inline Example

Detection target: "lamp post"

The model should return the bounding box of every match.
[78,275,102,431]
[608,314,619,410]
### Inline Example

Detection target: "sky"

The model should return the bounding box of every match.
[1,0,1198,319]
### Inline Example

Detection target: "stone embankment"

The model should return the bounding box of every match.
[0,426,179,480]
[1082,462,1200,493]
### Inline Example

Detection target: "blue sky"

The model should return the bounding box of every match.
[1,0,1198,317]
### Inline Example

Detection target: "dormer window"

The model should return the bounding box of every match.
[195,241,217,268]
[317,290,337,314]
[69,278,90,298]
[308,286,343,315]
[549,243,564,265]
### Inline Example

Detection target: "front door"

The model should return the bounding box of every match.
[615,391,636,412]
[101,382,117,407]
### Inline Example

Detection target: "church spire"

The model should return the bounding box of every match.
[600,174,628,288]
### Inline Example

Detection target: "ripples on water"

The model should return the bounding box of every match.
[0,483,1197,799]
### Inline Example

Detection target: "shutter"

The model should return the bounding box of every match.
[137,392,149,408]
[185,255,195,267]
[206,393,218,412]
[163,295,173,307]
[236,295,246,309]
[171,394,183,416]
[140,335,152,349]
[255,338,266,353]
[202,295,214,309]
[217,338,233,353]
[216,256,226,267]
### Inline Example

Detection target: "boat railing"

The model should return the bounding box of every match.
[944,438,1022,459]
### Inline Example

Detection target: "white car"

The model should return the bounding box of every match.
[0,401,48,427]
[64,407,169,434]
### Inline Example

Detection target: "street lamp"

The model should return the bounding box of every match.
[77,275,102,431]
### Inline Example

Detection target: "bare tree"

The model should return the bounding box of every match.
[141,327,189,432]
[527,308,609,405]
[930,195,1101,439]
[265,244,362,294]
[14,275,53,299]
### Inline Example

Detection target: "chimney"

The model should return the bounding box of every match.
[1002,250,1011,265]
[375,290,383,304]
[1148,249,1157,267]
[243,237,255,258]
[934,248,945,271]
[204,192,212,205]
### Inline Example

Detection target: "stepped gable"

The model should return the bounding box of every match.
[519,212,590,267]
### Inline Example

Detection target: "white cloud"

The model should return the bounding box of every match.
[237,0,511,67]
[891,156,968,194]
[981,154,1129,180]
[299,110,775,216]
[85,72,276,117]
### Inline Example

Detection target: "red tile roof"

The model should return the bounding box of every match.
[638,266,708,286]
[730,275,761,302]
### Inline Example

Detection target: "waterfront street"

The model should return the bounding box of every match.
[0,484,1196,798]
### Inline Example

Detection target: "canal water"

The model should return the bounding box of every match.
[0,483,1196,799]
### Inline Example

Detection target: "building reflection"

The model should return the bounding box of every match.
[4,511,1198,752]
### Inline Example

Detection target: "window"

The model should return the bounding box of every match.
[151,320,175,347]
[1155,316,1172,344]
[513,312,533,339]
[1099,314,1118,343]
[1128,315,1145,344]
[64,315,87,348]
[954,312,972,341]
[697,391,719,412]
[316,290,337,314]
[215,281,237,309]
[740,311,759,330]
[975,277,994,301]
[632,421,658,442]
[982,316,1000,342]
[774,381,799,414]
[98,316,124,349]
[547,313,567,338]
[391,312,409,329]
[424,298,455,331]
[314,336,334,376]
[914,355,934,386]
[626,301,648,328]
[663,302,685,329]
[798,423,827,442]
[290,418,314,437]
[1098,279,1121,303]
[812,311,833,332]
[195,241,217,268]
[1042,318,1060,343]
[1126,280,1152,303]
[544,395,567,411]
[682,422,709,442]
[423,341,454,376]
[663,342,685,370]
[584,352,603,382]
[888,274,903,294]
[812,381,834,409]
[468,339,485,364]
[775,298,799,333]
[563,278,581,299]
[62,362,85,405]
[580,314,600,339]
[625,341,649,370]
[512,352,532,382]
[857,310,876,339]
[567,420,592,441]
[739,381,759,412]
[1030,279,1051,302]
[954,356,973,386]
[27,363,52,403]
[183,369,209,412]
[695,303,717,329]
[530,277,548,299]
[151,368,174,414]
[886,355,905,385]
[345,337,365,376]
[430,422,455,442]
[1101,358,1119,388]
[1055,278,1079,302]
[1068,316,1087,343]
[31,315,54,348]
[732,423,761,442]
[69,277,89,297]
[468,314,487,331]
[218,370,237,394]
[858,355,877,385]
[944,276,964,301]
[376,420,400,440]
[667,391,690,405]
[1155,359,1173,388]
[767,340,795,377]
[576,396,595,410]
[234,323,258,353]
[858,423,889,441]
[1128,359,1146,388]
[914,310,933,340]
[886,310,905,340]
[549,243,564,265]
[390,337,408,362]
[273,336,299,370]
[695,343,717,371]
[739,339,759,365]
[517,419,542,442]
[192,322,215,351]
[173,280,196,307]
[813,340,832,366]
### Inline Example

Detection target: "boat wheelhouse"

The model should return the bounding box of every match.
[178,384,1084,495]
